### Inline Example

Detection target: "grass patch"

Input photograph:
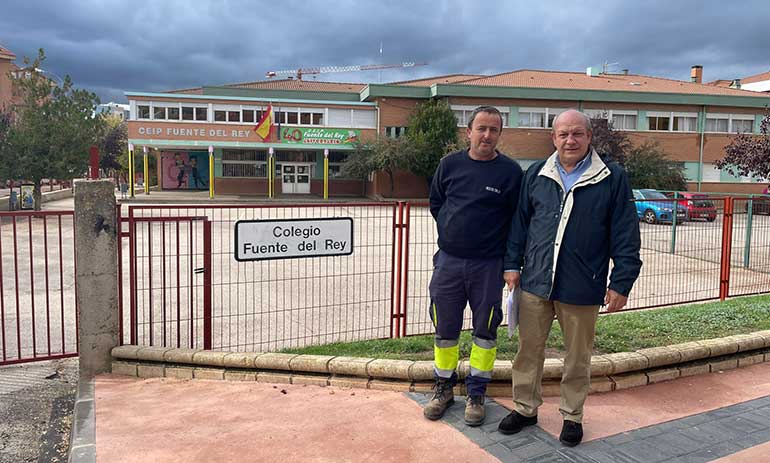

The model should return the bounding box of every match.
[280,294,770,360]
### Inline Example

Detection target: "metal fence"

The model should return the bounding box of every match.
[116,199,770,352]
[0,211,78,365]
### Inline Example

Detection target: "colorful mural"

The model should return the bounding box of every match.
[161,151,209,190]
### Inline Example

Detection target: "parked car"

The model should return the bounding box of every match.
[665,192,717,222]
[747,195,770,215]
[632,189,688,224]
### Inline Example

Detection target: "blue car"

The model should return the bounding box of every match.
[632,189,688,224]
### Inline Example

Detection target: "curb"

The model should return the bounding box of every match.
[110,330,770,397]
[68,377,95,463]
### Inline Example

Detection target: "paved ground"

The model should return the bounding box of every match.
[0,358,78,463]
[92,361,770,462]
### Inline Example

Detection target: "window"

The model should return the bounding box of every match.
[517,107,566,128]
[137,105,150,119]
[228,111,240,123]
[275,111,288,124]
[287,111,298,124]
[153,106,166,120]
[328,151,350,178]
[705,114,756,134]
[673,116,697,132]
[547,109,565,128]
[221,149,268,178]
[182,106,194,121]
[518,109,545,128]
[648,115,670,131]
[706,116,729,133]
[214,110,227,122]
[451,105,510,128]
[167,107,180,120]
[584,109,637,131]
[385,126,407,138]
[612,113,637,130]
[731,118,753,133]
[242,109,255,123]
[195,107,207,121]
[312,112,323,125]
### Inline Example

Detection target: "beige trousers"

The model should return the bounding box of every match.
[512,290,600,423]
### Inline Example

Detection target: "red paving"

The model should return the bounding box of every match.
[94,376,498,463]
[494,361,770,442]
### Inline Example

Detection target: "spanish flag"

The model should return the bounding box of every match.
[255,104,273,140]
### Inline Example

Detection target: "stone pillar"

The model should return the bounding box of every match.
[74,179,119,377]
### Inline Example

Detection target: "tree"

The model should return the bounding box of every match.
[624,140,688,191]
[715,111,770,181]
[99,114,127,178]
[0,49,104,209]
[342,137,413,197]
[589,115,631,165]
[405,99,458,183]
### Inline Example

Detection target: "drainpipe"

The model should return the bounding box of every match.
[698,105,705,192]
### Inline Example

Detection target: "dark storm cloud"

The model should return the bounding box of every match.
[1,0,768,103]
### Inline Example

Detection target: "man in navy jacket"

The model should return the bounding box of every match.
[497,110,642,446]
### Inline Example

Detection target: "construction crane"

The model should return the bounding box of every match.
[265,62,427,80]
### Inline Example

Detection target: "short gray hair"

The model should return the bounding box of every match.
[551,109,593,132]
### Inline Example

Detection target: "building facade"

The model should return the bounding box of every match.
[126,66,770,197]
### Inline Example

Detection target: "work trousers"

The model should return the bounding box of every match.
[429,250,504,396]
[512,290,600,423]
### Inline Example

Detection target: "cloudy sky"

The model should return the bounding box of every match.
[2,0,769,103]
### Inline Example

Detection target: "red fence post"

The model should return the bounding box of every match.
[401,202,411,337]
[719,197,734,301]
[392,202,405,338]
[203,220,212,350]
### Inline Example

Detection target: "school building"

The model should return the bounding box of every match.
[125,65,770,197]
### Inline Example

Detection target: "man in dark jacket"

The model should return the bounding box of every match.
[424,106,523,426]
[497,109,642,446]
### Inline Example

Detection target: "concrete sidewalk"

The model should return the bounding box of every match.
[84,362,770,462]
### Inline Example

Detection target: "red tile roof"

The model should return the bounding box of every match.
[456,69,769,98]
[391,74,484,87]
[0,44,16,61]
[740,70,770,84]
[221,79,366,93]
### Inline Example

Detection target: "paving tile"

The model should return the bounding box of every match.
[524,451,573,462]
[667,441,742,463]
[502,441,553,460]
[484,443,524,463]
[716,413,767,434]
[677,422,742,444]
[459,426,497,448]
[498,431,546,451]
[612,440,681,463]
[601,432,634,446]
[731,428,770,449]
[646,430,705,455]
[581,449,642,463]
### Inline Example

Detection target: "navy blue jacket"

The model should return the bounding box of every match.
[430,150,523,259]
[504,149,642,305]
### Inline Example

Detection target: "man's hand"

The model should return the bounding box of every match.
[504,271,520,290]
[604,289,627,312]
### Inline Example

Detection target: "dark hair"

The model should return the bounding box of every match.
[467,106,503,131]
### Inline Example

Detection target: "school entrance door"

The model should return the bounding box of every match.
[281,164,311,194]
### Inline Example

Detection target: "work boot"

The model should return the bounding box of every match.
[464,395,486,426]
[423,378,454,420]
[559,420,583,447]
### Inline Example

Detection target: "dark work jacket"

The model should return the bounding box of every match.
[504,149,642,305]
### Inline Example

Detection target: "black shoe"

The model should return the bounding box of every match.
[497,411,538,435]
[559,420,583,447]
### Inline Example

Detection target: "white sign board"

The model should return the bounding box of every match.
[235,218,354,261]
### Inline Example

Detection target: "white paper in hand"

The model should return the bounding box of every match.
[506,287,521,338]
